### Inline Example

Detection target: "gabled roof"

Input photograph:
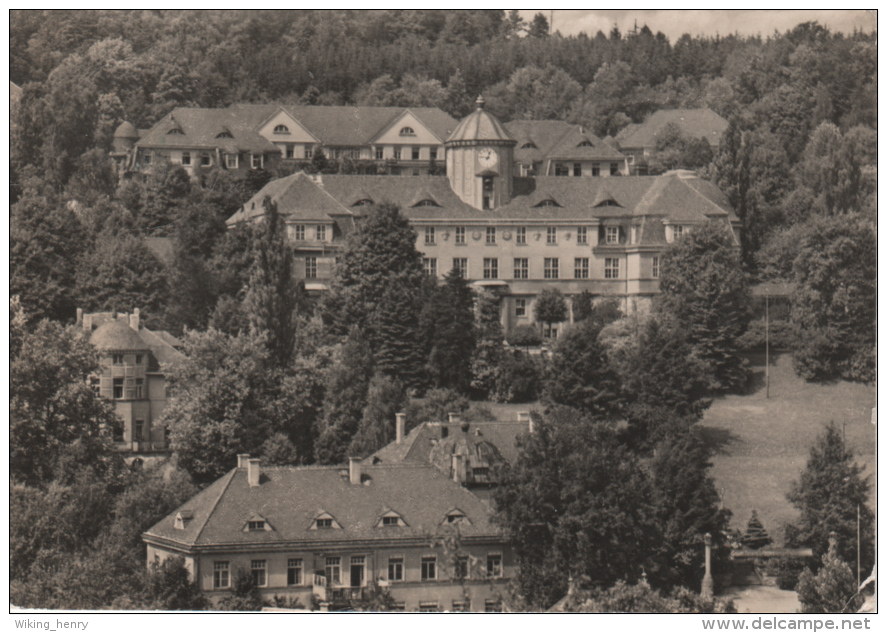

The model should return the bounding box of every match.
[370,421,531,468]
[615,108,729,149]
[227,172,353,225]
[505,120,626,164]
[137,107,280,154]
[143,463,500,549]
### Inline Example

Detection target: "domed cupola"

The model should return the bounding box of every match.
[445,96,516,210]
[112,121,140,153]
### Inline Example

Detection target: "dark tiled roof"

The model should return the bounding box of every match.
[370,421,530,468]
[143,463,500,548]
[137,328,183,367]
[542,126,625,162]
[506,120,626,165]
[137,107,280,153]
[615,108,729,149]
[228,172,738,228]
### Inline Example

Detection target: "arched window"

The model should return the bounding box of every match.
[399,126,416,136]
[273,124,289,134]
[413,199,439,207]
[595,199,621,207]
[521,142,537,149]
[216,131,233,139]
[577,140,593,147]
[352,199,374,207]
[535,199,560,208]
[167,128,184,135]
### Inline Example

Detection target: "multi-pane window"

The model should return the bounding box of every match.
[315,518,332,529]
[605,258,620,279]
[293,225,305,240]
[421,556,437,581]
[485,599,503,613]
[610,163,619,175]
[452,600,470,612]
[286,144,294,159]
[391,603,406,612]
[606,226,620,244]
[554,163,569,176]
[181,151,191,166]
[419,602,439,612]
[483,258,498,279]
[135,378,144,399]
[425,226,435,245]
[673,225,684,241]
[113,378,124,400]
[287,559,303,586]
[423,258,437,277]
[304,145,313,159]
[305,257,317,279]
[574,258,589,279]
[576,226,587,244]
[375,147,384,160]
[325,556,341,586]
[486,227,496,244]
[251,154,263,169]
[547,227,557,244]
[573,163,582,177]
[213,562,230,589]
[412,147,420,160]
[652,256,661,278]
[135,354,143,365]
[513,258,528,279]
[251,560,267,587]
[486,554,503,578]
[592,164,601,176]
[455,556,469,580]
[388,556,403,582]
[201,153,211,166]
[452,258,468,278]
[247,520,265,531]
[516,226,526,245]
[393,148,402,160]
[515,298,527,317]
[430,148,437,161]
[225,154,238,169]
[544,258,559,280]
[455,226,466,245]
[113,354,124,365]
[134,420,144,441]
[316,225,326,241]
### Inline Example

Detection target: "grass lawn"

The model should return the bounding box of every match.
[700,352,877,545]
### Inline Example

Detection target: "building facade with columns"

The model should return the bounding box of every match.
[227,98,740,335]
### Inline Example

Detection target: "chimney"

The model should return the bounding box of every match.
[448,412,460,424]
[129,308,140,331]
[83,314,93,331]
[237,454,251,468]
[76,308,83,327]
[247,458,261,487]
[349,457,361,485]
[452,453,466,484]
[395,413,406,444]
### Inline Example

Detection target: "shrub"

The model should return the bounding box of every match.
[507,324,542,348]
[493,351,541,403]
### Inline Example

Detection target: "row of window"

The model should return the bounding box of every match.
[424,256,653,280]
[553,162,622,177]
[275,142,440,163]
[289,224,327,241]
[212,553,503,590]
[423,225,622,246]
[111,377,145,400]
[111,354,144,365]
[142,151,264,170]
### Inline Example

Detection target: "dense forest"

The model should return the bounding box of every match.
[10,10,877,610]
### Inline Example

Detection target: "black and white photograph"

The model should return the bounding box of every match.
[7,8,878,624]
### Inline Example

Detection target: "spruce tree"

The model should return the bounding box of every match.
[427,269,476,393]
[373,284,426,389]
[741,510,772,549]
[796,534,862,613]
[470,289,505,398]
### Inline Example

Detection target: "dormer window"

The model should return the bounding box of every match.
[216,131,233,139]
[520,142,537,149]
[399,127,416,136]
[594,199,621,208]
[248,520,265,531]
[174,511,193,530]
[353,199,374,207]
[244,514,272,532]
[577,140,593,147]
[311,511,341,530]
[535,199,560,208]
[377,510,408,528]
[444,509,471,526]
[168,128,184,135]
[413,199,439,207]
[273,124,290,134]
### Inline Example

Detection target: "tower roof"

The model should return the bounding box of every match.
[113,121,140,139]
[445,96,516,145]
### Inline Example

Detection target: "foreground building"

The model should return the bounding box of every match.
[227,98,740,333]
[143,456,512,611]
[78,308,181,452]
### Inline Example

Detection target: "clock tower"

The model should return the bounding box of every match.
[445,96,516,211]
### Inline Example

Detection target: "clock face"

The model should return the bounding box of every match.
[477,147,498,169]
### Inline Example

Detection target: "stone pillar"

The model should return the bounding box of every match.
[701,532,714,598]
